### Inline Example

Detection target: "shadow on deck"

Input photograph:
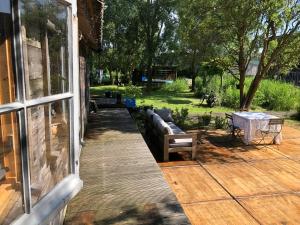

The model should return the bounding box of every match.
[64,108,190,225]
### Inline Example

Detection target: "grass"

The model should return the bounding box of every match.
[90,85,233,114]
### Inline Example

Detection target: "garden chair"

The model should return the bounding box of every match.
[257,118,284,145]
[225,113,242,138]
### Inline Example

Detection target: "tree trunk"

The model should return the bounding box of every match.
[146,56,153,90]
[191,50,197,91]
[239,73,245,110]
[242,74,263,110]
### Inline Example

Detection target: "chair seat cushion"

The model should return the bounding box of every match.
[170,139,193,148]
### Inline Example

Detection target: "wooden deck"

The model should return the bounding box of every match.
[64,108,190,225]
[160,126,300,225]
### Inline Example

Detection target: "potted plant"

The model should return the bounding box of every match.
[124,84,142,108]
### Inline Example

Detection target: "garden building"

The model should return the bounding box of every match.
[0,0,103,224]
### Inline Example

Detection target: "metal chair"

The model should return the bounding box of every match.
[225,113,242,138]
[257,118,284,145]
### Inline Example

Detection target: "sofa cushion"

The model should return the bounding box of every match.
[169,141,192,148]
[154,108,174,122]
[146,109,155,120]
[166,122,192,146]
[166,122,185,134]
[153,114,173,135]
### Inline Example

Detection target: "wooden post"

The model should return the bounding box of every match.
[163,135,169,162]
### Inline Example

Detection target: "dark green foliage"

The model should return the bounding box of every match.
[124,84,142,98]
[196,75,300,111]
[198,112,212,128]
[296,106,300,120]
[214,116,227,129]
[172,108,189,127]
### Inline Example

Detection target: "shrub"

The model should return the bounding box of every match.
[195,76,221,97]
[221,86,240,109]
[214,116,227,129]
[198,112,212,128]
[124,84,142,98]
[162,78,189,93]
[172,108,189,127]
[253,80,300,111]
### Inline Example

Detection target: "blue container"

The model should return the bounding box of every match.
[124,98,136,108]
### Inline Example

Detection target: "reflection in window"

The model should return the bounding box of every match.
[0,112,23,225]
[20,0,69,99]
[27,100,70,205]
[0,4,16,105]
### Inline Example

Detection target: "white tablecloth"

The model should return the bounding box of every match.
[232,112,283,144]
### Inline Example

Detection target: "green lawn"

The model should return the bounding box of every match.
[90,85,233,114]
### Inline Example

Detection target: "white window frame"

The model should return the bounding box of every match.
[0,0,82,224]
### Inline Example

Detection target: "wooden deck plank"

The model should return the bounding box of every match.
[250,158,300,192]
[64,108,190,225]
[196,143,245,165]
[182,200,259,225]
[161,166,231,204]
[274,139,300,159]
[228,146,285,162]
[203,162,288,197]
[239,194,300,225]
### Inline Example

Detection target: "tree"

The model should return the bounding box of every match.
[216,0,300,110]
[138,0,177,88]
[177,0,222,91]
[100,0,143,83]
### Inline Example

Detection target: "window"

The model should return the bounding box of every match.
[0,2,16,104]
[0,112,23,224]
[20,0,70,99]
[1,0,74,223]
[0,2,24,224]
[28,100,70,205]
[19,0,73,206]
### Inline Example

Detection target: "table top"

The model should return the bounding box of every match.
[233,112,278,120]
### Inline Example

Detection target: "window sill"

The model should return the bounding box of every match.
[11,174,83,225]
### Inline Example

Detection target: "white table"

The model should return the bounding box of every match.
[232,112,283,145]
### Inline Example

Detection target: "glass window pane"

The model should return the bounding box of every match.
[20,1,69,99]
[0,111,23,225]
[0,2,17,105]
[27,100,70,205]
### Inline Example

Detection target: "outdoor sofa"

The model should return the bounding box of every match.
[145,109,196,161]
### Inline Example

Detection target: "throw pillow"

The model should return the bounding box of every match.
[154,108,174,122]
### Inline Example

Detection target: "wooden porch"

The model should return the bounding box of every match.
[160,126,300,224]
[64,108,190,224]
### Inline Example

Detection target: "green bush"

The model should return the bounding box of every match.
[124,84,142,98]
[253,80,300,111]
[172,108,189,127]
[198,112,212,128]
[214,116,227,129]
[195,76,221,97]
[221,86,240,108]
[162,78,189,93]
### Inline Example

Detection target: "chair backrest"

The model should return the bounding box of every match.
[268,118,284,126]
[225,113,233,120]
